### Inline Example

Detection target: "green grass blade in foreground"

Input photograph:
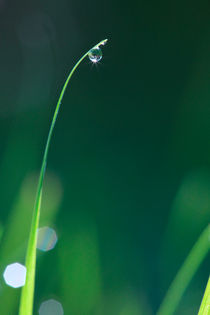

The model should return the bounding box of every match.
[18,39,108,315]
[198,276,210,315]
[157,224,210,315]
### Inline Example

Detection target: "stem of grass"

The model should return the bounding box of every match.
[157,224,210,315]
[18,39,107,315]
[198,276,210,314]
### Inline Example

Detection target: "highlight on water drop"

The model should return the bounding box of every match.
[88,47,103,63]
[88,39,108,63]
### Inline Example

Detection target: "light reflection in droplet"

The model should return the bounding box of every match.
[39,299,64,315]
[3,262,26,288]
[88,47,102,63]
[37,227,58,252]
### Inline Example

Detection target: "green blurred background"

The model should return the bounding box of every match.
[0,0,209,314]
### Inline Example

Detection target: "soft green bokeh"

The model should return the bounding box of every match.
[0,0,209,314]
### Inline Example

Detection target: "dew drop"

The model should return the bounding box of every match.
[88,47,102,63]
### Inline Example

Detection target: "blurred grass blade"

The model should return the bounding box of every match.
[59,221,101,314]
[18,39,108,315]
[0,222,3,244]
[198,276,210,315]
[0,173,62,314]
[157,224,210,315]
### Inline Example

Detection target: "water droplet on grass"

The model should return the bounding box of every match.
[88,47,102,63]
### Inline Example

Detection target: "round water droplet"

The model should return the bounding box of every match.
[88,47,102,63]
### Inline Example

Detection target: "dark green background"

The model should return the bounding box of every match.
[0,0,209,314]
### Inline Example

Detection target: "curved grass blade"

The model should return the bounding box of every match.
[198,276,210,315]
[157,224,210,315]
[18,39,108,315]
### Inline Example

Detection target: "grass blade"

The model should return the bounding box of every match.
[198,276,210,315]
[157,224,210,315]
[18,39,108,315]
